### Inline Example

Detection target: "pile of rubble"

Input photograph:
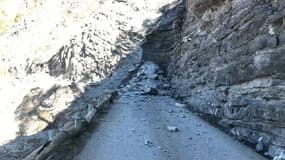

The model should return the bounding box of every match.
[122,61,172,96]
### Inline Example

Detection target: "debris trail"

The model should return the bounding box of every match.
[74,62,266,160]
[74,94,266,160]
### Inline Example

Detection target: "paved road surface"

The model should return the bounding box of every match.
[74,93,267,160]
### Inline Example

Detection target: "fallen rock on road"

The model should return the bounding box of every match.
[167,126,179,132]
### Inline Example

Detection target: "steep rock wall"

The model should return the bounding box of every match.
[143,0,285,157]
[168,0,285,157]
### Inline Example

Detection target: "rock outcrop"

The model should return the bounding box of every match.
[145,0,285,158]
[176,0,285,157]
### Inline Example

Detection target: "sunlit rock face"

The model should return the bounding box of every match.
[166,0,285,157]
[0,0,179,154]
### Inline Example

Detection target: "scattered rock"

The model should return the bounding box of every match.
[162,83,171,89]
[168,109,173,113]
[144,140,150,145]
[147,74,158,79]
[140,61,159,76]
[167,126,179,132]
[256,142,264,152]
[264,152,269,156]
[144,139,153,147]
[142,87,158,95]
[175,103,186,108]
[179,115,186,118]
[273,152,285,160]
[128,68,136,73]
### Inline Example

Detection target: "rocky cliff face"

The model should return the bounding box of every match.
[165,0,285,157]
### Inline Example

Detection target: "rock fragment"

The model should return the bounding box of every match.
[167,126,179,132]
[162,83,171,89]
[175,103,186,108]
[144,139,153,147]
[256,143,264,152]
[147,74,158,79]
[273,152,285,160]
[128,67,136,73]
[168,109,173,113]
[144,140,150,145]
[142,87,158,95]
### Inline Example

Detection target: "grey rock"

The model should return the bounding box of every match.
[168,109,173,113]
[142,87,158,95]
[147,74,158,80]
[175,103,186,108]
[167,126,179,132]
[144,139,153,147]
[144,139,150,145]
[273,153,285,160]
[256,143,264,152]
[128,68,136,73]
[162,83,171,89]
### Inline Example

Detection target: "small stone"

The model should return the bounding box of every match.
[175,103,186,108]
[263,152,269,156]
[179,115,186,118]
[162,83,171,89]
[256,143,264,152]
[273,155,285,160]
[144,140,150,145]
[147,74,158,79]
[269,24,275,35]
[157,146,162,150]
[128,68,136,73]
[168,109,173,113]
[144,139,153,147]
[142,87,158,95]
[167,126,179,132]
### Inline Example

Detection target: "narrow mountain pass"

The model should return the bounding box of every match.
[74,92,266,160]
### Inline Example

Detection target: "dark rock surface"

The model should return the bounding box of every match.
[144,0,285,158]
